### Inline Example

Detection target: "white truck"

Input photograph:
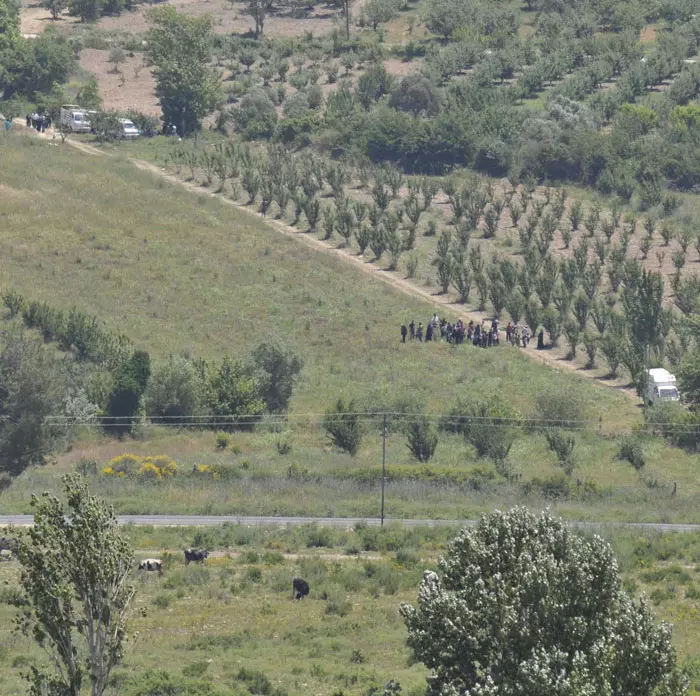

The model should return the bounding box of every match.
[646,368,680,405]
[59,105,91,133]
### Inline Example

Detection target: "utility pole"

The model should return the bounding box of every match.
[380,412,387,527]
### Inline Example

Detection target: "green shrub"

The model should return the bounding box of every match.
[459,398,520,468]
[2,290,24,317]
[617,436,645,470]
[75,459,98,476]
[236,667,288,696]
[215,431,231,450]
[545,430,576,475]
[324,399,363,456]
[405,416,438,462]
[534,386,585,427]
[246,566,263,583]
[304,524,334,548]
[152,594,171,609]
[276,437,292,455]
[522,474,571,500]
[325,598,352,616]
[182,661,210,678]
[121,670,229,696]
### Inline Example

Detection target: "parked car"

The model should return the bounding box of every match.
[119,119,139,140]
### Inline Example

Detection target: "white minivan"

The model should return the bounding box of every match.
[119,119,139,140]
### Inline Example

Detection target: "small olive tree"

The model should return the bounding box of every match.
[16,474,136,696]
[401,508,687,696]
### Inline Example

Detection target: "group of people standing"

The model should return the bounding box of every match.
[401,313,546,350]
[26,112,51,132]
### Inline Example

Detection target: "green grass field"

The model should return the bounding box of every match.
[2,523,700,696]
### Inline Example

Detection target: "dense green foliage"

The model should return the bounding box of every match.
[146,7,221,135]
[0,327,74,483]
[402,508,688,696]
[16,474,135,696]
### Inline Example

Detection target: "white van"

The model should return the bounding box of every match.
[59,105,90,133]
[646,368,680,405]
[119,119,139,140]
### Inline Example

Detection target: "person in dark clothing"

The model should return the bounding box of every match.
[426,323,433,342]
[537,329,545,349]
[409,320,415,340]
[26,114,31,127]
[400,324,407,343]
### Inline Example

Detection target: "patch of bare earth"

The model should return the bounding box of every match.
[19,0,81,35]
[640,25,657,43]
[383,57,419,78]
[96,0,343,37]
[79,48,159,115]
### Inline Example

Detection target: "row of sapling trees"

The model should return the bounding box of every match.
[0,290,304,484]
[165,137,698,389]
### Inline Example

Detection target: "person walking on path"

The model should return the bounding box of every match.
[409,320,415,340]
[400,324,407,343]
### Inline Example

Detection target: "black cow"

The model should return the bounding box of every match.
[138,558,163,573]
[184,548,209,565]
[292,577,309,600]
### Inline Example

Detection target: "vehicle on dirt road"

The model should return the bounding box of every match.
[60,105,90,133]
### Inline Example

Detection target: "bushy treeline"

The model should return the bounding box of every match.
[0,290,303,479]
[0,0,75,104]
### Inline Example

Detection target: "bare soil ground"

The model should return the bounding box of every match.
[79,48,160,114]
[19,0,81,35]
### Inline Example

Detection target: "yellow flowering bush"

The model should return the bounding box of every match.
[101,454,177,480]
[192,463,221,480]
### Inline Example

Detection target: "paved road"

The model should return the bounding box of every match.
[1,515,700,532]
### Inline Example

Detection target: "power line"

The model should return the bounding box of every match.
[0,411,692,435]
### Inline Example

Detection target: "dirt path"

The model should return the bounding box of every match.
[10,123,638,400]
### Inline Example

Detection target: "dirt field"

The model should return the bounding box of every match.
[79,48,160,114]
[20,0,350,37]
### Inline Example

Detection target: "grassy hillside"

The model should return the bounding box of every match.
[2,134,700,522]
[0,135,631,417]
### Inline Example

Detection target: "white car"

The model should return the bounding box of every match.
[119,119,139,140]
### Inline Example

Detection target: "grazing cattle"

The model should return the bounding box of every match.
[138,558,163,573]
[184,548,209,565]
[0,549,12,562]
[292,577,310,600]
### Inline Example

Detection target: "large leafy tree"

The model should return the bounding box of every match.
[0,328,73,484]
[3,31,74,98]
[251,340,303,413]
[0,0,19,53]
[16,474,136,696]
[146,6,221,136]
[205,357,265,430]
[401,508,687,696]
